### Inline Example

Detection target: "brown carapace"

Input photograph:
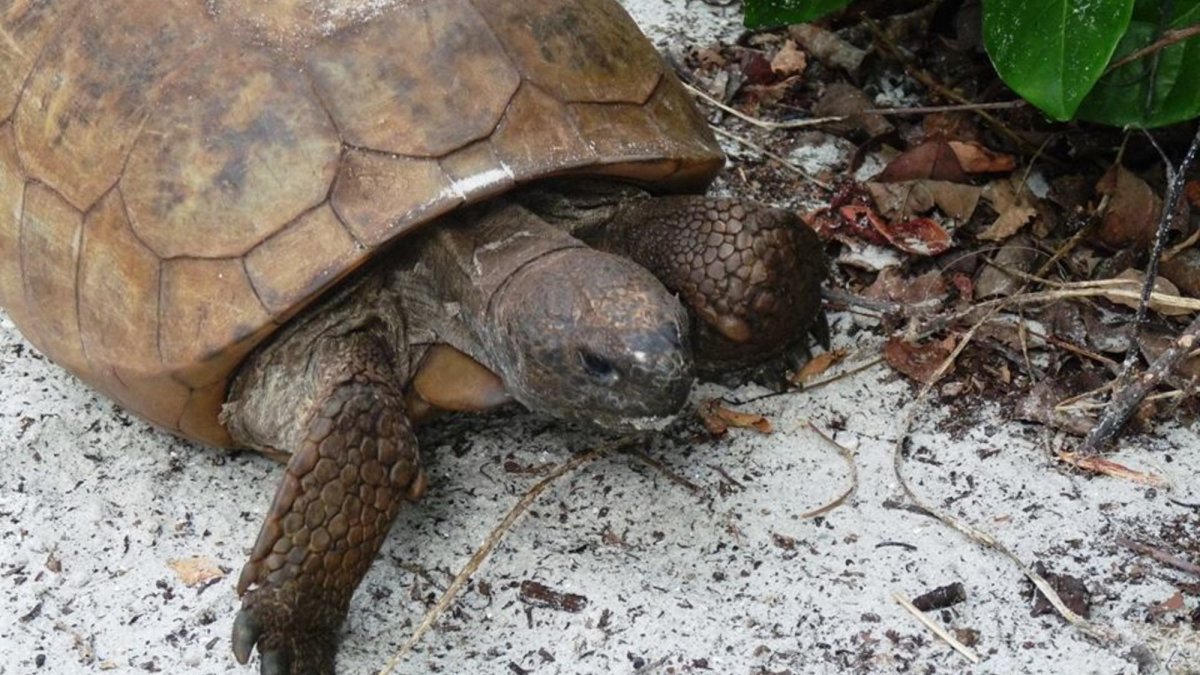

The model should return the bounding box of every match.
[0,0,721,446]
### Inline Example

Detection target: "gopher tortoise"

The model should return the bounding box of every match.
[0,1,826,672]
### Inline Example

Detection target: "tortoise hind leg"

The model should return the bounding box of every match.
[231,373,426,675]
[587,196,827,371]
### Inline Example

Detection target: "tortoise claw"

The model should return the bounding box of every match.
[232,610,262,665]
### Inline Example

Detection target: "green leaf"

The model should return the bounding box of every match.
[1077,0,1200,126]
[743,0,852,28]
[983,0,1135,120]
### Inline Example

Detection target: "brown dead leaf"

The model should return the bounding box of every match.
[1160,247,1200,298]
[866,181,934,220]
[1095,165,1163,249]
[771,40,807,76]
[867,181,980,222]
[978,177,1040,241]
[813,82,892,138]
[168,556,226,587]
[975,234,1041,298]
[884,335,958,384]
[928,181,983,221]
[788,348,848,386]
[699,399,773,435]
[874,216,953,256]
[876,140,968,183]
[1057,452,1168,487]
[978,204,1037,241]
[1187,179,1200,209]
[864,268,949,307]
[948,141,1016,173]
[833,204,894,247]
[1149,591,1186,619]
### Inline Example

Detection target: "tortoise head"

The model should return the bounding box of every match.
[487,248,693,430]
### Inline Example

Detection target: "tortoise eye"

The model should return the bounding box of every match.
[578,350,618,381]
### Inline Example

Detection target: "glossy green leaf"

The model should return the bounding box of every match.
[1078,0,1200,126]
[983,0,1134,120]
[743,0,852,28]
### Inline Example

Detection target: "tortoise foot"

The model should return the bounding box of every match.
[592,196,827,370]
[232,588,337,675]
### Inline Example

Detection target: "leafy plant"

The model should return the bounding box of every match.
[740,0,1200,127]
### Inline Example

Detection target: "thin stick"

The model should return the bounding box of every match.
[1106,25,1200,73]
[864,100,1028,115]
[1117,535,1200,579]
[893,592,981,664]
[379,437,636,672]
[710,126,832,190]
[623,446,703,494]
[682,81,844,130]
[798,422,859,519]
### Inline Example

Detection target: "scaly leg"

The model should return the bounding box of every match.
[231,372,426,675]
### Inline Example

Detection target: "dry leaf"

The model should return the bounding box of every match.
[1149,591,1185,619]
[948,141,1016,173]
[1057,452,1168,487]
[867,180,980,222]
[874,216,953,256]
[978,204,1037,241]
[168,556,226,587]
[1186,179,1200,209]
[771,40,808,76]
[812,82,892,137]
[884,335,958,384]
[789,349,848,385]
[1096,165,1162,249]
[864,268,949,307]
[699,399,773,435]
[928,181,983,220]
[876,140,968,183]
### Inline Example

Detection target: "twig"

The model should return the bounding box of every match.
[682,81,844,130]
[710,126,832,190]
[1106,25,1200,73]
[623,447,703,494]
[798,422,859,519]
[379,437,636,672]
[863,100,1028,115]
[1076,125,1200,455]
[893,592,981,664]
[822,287,944,317]
[1116,536,1200,579]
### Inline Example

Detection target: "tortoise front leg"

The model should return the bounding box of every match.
[588,196,828,371]
[231,373,426,675]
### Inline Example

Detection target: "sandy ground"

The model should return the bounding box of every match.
[3,1,1200,674]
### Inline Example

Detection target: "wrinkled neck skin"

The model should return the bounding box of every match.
[396,195,694,431]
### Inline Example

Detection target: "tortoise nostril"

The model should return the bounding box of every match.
[579,350,618,380]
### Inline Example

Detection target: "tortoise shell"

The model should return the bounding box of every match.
[0,0,723,446]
